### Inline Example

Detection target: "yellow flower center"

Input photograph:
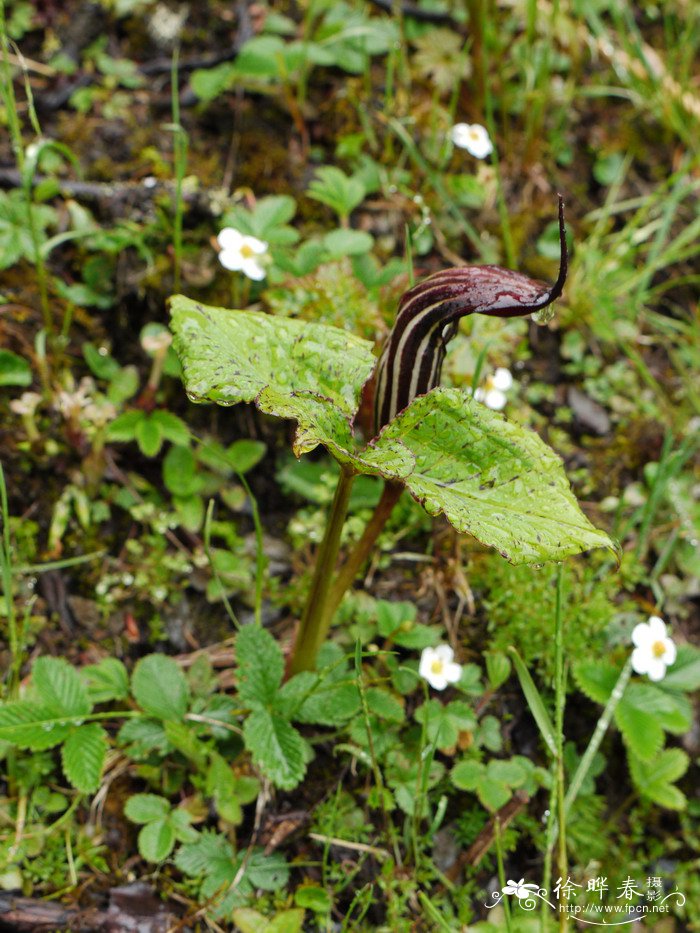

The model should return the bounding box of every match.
[431,660,445,675]
[241,244,255,259]
[652,640,666,658]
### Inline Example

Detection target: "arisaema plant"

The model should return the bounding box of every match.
[169,199,614,674]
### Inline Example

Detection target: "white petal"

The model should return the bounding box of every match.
[631,621,653,648]
[219,249,245,271]
[631,645,651,675]
[450,123,472,148]
[434,644,455,664]
[419,648,437,679]
[243,235,268,254]
[484,389,507,410]
[241,257,266,280]
[427,672,448,690]
[646,658,667,682]
[444,662,462,684]
[217,227,244,250]
[661,638,677,665]
[647,616,667,640]
[473,387,486,402]
[492,367,513,390]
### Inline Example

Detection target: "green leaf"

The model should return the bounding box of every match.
[106,410,143,442]
[230,908,269,933]
[163,720,209,769]
[81,658,129,704]
[369,389,614,564]
[307,166,366,219]
[573,659,620,704]
[0,190,55,269]
[283,673,360,725]
[137,817,176,862]
[414,699,476,751]
[509,648,557,757]
[477,777,511,811]
[251,194,297,234]
[117,719,169,758]
[629,748,689,810]
[150,410,191,446]
[191,61,237,102]
[243,708,307,790]
[32,657,91,718]
[124,793,171,824]
[61,724,107,793]
[451,759,485,790]
[616,699,664,762]
[83,343,120,380]
[227,439,267,474]
[295,885,331,913]
[169,297,376,454]
[0,350,32,387]
[485,652,511,690]
[246,850,290,890]
[661,644,700,691]
[170,303,612,564]
[163,445,201,497]
[486,758,528,786]
[270,909,307,933]
[135,414,163,457]
[615,684,690,761]
[236,625,284,708]
[322,228,373,257]
[233,35,286,78]
[175,828,234,878]
[131,655,189,721]
[0,701,71,750]
[365,687,404,722]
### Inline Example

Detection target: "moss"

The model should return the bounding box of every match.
[469,552,630,680]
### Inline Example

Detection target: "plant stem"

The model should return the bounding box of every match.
[494,817,513,933]
[171,45,186,294]
[0,2,52,335]
[554,565,568,932]
[564,658,632,815]
[288,467,355,674]
[327,481,402,620]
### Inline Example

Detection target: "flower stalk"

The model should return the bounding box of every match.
[288,466,355,675]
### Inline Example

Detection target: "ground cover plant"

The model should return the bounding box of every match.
[0,0,698,930]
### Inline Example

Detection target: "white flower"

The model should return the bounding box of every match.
[141,330,173,354]
[54,377,96,418]
[631,616,677,682]
[450,123,493,159]
[474,367,514,410]
[10,391,41,417]
[419,645,462,691]
[217,228,269,280]
[503,878,539,900]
